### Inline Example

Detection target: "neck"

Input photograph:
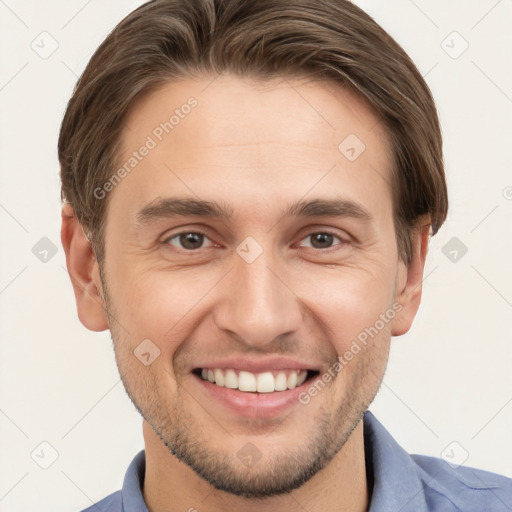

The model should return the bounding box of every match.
[142,419,369,512]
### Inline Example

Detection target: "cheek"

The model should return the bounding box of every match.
[107,266,221,349]
[293,265,396,343]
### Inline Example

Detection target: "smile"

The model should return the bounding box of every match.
[194,368,318,393]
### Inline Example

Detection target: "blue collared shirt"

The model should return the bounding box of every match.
[80,411,512,511]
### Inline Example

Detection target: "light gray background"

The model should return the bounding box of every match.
[1,1,511,511]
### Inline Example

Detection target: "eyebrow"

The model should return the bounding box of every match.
[135,197,372,225]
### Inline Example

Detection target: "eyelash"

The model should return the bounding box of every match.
[162,229,347,253]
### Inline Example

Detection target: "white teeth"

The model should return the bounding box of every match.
[296,371,307,387]
[238,371,257,392]
[287,372,298,390]
[274,372,288,391]
[214,369,224,387]
[199,368,309,393]
[224,369,238,389]
[256,372,275,393]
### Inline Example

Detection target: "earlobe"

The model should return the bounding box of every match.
[61,203,109,332]
[392,217,431,337]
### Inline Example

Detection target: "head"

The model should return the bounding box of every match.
[60,0,447,499]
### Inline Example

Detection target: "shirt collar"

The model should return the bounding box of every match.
[121,411,432,511]
[122,449,149,512]
[363,410,429,511]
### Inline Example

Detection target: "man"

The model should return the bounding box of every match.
[59,0,512,510]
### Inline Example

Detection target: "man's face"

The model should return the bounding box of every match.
[97,75,409,497]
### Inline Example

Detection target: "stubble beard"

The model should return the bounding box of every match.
[100,269,389,498]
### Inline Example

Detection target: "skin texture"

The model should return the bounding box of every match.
[61,75,430,512]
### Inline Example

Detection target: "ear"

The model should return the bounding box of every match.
[61,203,109,332]
[392,215,431,336]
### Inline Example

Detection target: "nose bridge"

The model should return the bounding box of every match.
[214,245,302,347]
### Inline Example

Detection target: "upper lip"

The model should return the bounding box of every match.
[192,356,320,374]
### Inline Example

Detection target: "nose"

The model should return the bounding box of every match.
[213,248,303,349]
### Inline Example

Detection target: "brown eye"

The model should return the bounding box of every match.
[164,232,212,250]
[310,233,335,249]
[298,232,343,250]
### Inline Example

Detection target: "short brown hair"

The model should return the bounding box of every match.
[59,0,448,265]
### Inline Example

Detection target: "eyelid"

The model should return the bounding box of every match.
[295,229,348,250]
[161,229,216,249]
[161,226,350,254]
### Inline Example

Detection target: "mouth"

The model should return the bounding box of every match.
[192,367,320,393]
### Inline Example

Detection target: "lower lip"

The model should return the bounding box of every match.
[192,374,313,419]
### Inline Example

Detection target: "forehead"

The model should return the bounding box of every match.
[111,74,394,228]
